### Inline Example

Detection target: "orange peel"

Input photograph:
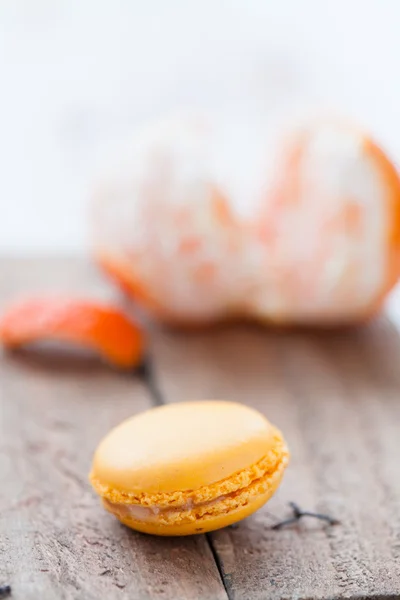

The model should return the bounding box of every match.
[0,298,144,369]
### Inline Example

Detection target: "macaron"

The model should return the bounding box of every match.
[89,401,289,536]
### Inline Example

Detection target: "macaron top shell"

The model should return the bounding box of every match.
[91,401,283,495]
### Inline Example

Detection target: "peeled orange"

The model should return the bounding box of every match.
[90,116,400,326]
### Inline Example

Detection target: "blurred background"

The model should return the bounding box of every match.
[1,0,400,255]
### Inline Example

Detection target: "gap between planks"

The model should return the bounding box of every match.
[139,355,232,599]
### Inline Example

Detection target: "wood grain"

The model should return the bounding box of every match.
[3,258,400,599]
[151,323,400,600]
[0,259,227,600]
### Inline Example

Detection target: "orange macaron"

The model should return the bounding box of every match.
[90,401,289,536]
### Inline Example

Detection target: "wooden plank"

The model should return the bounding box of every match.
[0,259,227,600]
[150,323,400,599]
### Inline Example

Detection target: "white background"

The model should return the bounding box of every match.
[1,0,400,253]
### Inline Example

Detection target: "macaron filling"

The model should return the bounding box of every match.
[102,495,226,524]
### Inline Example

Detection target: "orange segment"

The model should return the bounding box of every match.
[252,120,400,324]
[89,114,248,326]
[0,298,145,369]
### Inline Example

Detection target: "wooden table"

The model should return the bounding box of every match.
[1,258,400,600]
